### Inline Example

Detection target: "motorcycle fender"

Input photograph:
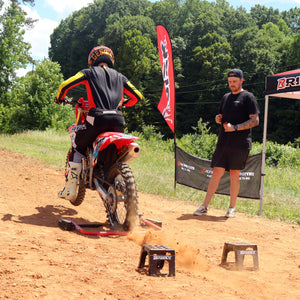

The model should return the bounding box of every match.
[92,132,139,166]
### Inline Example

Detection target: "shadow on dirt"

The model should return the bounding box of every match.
[177,214,228,222]
[1,205,125,239]
[1,205,79,227]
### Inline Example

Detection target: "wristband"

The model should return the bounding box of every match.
[234,125,238,131]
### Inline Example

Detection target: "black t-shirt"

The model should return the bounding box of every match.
[217,90,260,150]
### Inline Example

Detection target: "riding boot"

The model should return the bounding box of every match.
[58,162,82,201]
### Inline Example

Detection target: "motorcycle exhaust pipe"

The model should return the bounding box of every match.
[121,142,140,163]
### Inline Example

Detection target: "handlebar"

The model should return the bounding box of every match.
[60,97,90,110]
[57,97,126,110]
[61,98,80,105]
[61,98,74,105]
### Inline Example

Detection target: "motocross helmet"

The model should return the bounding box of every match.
[88,46,114,68]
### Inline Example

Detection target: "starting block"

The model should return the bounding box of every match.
[221,242,259,271]
[137,244,175,277]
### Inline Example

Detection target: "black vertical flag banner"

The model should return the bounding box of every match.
[175,146,262,199]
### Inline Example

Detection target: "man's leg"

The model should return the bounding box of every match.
[194,167,225,216]
[224,169,241,217]
[203,167,225,207]
[229,169,241,208]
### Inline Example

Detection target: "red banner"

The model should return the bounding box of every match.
[156,25,175,133]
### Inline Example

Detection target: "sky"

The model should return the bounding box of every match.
[11,0,300,76]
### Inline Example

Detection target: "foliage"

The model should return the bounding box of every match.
[177,118,217,159]
[264,142,300,168]
[0,60,74,133]
[46,0,300,144]
[0,0,34,104]
[1,0,300,145]
[176,119,300,169]
[293,137,300,148]
[117,29,162,132]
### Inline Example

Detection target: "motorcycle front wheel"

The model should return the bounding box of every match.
[106,162,139,231]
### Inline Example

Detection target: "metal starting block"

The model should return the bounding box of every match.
[58,218,105,231]
[221,242,259,271]
[139,217,162,228]
[137,244,175,277]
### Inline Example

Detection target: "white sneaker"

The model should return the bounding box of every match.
[193,204,208,216]
[225,207,236,218]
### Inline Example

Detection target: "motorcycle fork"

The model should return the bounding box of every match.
[81,157,89,185]
[93,177,115,227]
[88,150,94,188]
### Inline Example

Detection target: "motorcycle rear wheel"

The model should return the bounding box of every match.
[106,162,138,231]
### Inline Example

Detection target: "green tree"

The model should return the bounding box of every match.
[0,60,73,133]
[230,23,287,84]
[146,0,182,36]
[49,3,105,78]
[0,0,33,104]
[286,30,300,69]
[49,0,150,78]
[281,7,300,34]
[117,29,161,132]
[250,5,281,28]
[100,14,156,54]
[192,32,232,80]
[46,0,300,143]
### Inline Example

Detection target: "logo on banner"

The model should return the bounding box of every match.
[160,38,172,123]
[201,168,213,178]
[277,76,300,90]
[178,161,195,173]
[239,171,255,181]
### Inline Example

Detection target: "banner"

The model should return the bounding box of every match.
[156,25,175,133]
[175,146,262,199]
[265,69,300,99]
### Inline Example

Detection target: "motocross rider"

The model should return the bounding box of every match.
[54,46,144,201]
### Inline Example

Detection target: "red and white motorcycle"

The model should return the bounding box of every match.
[63,98,140,231]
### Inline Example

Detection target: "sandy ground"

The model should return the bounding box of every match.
[0,148,299,300]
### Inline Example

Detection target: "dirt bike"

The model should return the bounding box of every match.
[63,98,140,231]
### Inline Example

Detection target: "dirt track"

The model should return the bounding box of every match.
[0,148,299,299]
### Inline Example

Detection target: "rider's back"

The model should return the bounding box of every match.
[81,65,127,110]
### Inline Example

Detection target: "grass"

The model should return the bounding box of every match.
[0,130,70,168]
[0,130,299,225]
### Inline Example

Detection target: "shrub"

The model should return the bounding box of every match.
[176,120,299,168]
[0,60,64,133]
[251,141,300,168]
[177,118,217,159]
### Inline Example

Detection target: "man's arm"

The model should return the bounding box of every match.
[237,114,259,130]
[224,114,259,132]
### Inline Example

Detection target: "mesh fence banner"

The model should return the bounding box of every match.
[175,146,262,199]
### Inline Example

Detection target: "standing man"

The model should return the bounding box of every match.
[193,69,259,217]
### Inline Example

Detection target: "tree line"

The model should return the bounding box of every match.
[1,0,300,144]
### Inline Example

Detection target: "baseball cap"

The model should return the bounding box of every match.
[227,68,244,79]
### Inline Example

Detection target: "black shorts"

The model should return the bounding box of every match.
[211,145,249,171]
